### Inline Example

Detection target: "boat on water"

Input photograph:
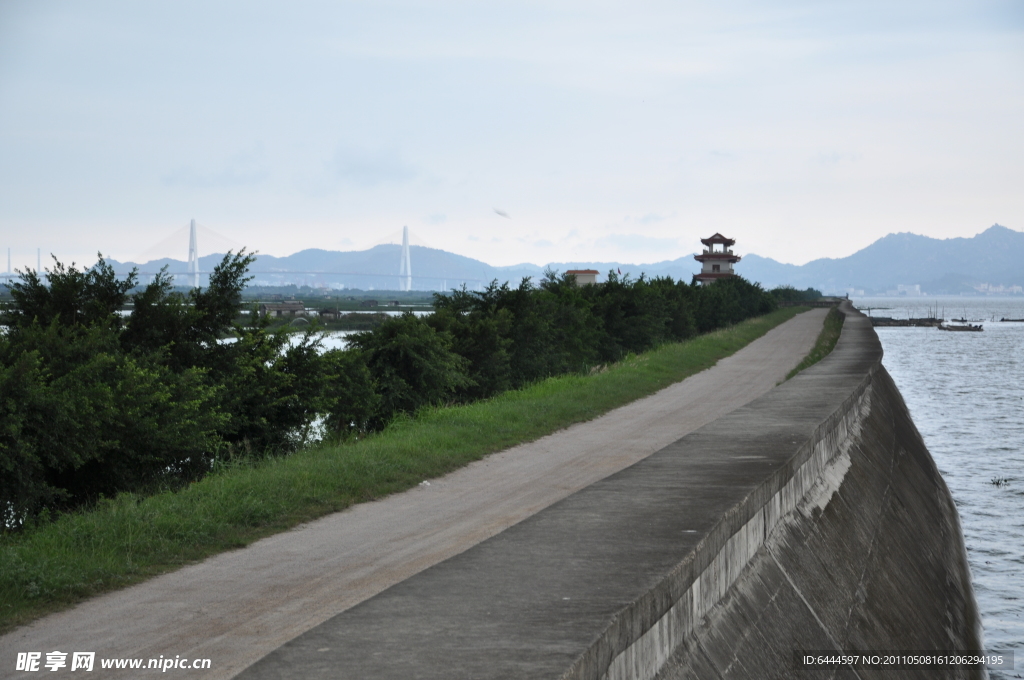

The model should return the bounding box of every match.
[938,322,983,332]
[1000,317,1024,322]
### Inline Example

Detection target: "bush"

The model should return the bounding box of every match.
[0,253,345,524]
[770,285,823,303]
[1,251,780,527]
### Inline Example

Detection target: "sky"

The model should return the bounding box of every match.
[1,0,1022,271]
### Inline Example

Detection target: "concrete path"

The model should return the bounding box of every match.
[1,309,827,679]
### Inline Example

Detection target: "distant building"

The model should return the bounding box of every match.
[897,284,922,297]
[693,233,741,285]
[258,301,306,318]
[566,269,599,286]
[360,299,379,308]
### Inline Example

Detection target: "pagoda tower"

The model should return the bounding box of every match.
[693,233,741,285]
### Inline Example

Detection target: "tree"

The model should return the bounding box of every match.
[350,314,470,426]
[0,322,222,518]
[430,284,514,400]
[322,349,379,438]
[5,255,136,332]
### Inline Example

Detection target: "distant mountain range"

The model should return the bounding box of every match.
[107,224,1024,295]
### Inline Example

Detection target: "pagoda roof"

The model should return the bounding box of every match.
[700,233,735,246]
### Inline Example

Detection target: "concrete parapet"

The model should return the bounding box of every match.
[240,302,982,680]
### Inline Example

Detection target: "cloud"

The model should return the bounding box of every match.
[637,213,667,225]
[330,146,416,186]
[162,146,269,188]
[426,213,447,224]
[533,239,554,248]
[815,151,862,166]
[595,233,681,251]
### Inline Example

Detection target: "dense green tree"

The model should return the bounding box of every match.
[694,277,776,333]
[584,272,671,360]
[350,313,470,426]
[648,276,698,341]
[0,322,222,517]
[481,278,559,387]
[430,285,514,400]
[322,349,379,438]
[534,271,603,373]
[770,285,823,303]
[0,251,332,521]
[122,251,255,372]
[6,255,136,332]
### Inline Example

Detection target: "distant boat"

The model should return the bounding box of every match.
[1000,317,1024,322]
[938,322,983,332]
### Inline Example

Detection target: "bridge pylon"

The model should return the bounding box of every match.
[399,225,412,291]
[188,219,199,288]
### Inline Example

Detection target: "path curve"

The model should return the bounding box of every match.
[1,309,827,679]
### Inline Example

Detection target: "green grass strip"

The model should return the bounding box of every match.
[785,306,845,381]
[0,306,809,633]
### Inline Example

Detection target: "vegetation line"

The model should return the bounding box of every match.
[785,306,845,381]
[0,306,808,633]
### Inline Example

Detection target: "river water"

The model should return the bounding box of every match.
[854,297,1024,673]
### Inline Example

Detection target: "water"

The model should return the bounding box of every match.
[218,330,358,350]
[854,297,1024,674]
[313,331,357,351]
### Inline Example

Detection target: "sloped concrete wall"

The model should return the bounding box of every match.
[565,303,983,680]
[653,366,983,680]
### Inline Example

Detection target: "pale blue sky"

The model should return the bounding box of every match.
[1,0,1022,269]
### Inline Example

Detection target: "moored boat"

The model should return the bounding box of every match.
[938,322,983,332]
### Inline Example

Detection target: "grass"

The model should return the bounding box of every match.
[0,306,810,633]
[785,305,845,381]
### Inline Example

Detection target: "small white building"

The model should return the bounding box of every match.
[566,269,599,286]
[258,301,307,317]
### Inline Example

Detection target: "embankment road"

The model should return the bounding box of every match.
[1,310,829,679]
[237,302,980,680]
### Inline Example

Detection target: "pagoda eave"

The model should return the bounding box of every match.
[693,272,736,282]
[694,254,741,263]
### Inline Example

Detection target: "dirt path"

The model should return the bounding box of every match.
[1,309,827,679]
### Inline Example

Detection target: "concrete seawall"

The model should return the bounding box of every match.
[241,302,982,680]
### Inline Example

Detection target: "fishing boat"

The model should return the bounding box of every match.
[938,322,983,332]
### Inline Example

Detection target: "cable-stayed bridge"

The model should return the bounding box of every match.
[2,221,491,291]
